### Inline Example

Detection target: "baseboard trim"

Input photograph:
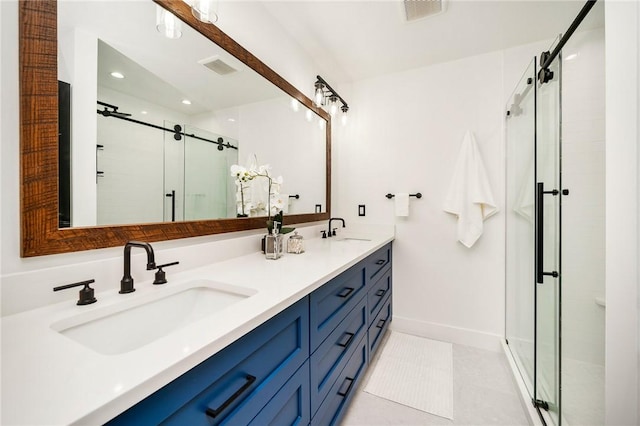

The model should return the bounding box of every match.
[389,315,503,352]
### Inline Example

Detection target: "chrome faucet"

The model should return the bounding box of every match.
[120,241,156,294]
[328,217,346,237]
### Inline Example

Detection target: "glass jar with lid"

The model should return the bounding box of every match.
[287,231,305,254]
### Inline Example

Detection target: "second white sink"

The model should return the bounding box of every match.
[51,280,255,355]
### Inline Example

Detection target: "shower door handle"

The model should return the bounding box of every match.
[536,182,559,283]
[166,190,176,222]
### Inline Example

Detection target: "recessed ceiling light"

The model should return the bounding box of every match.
[182,99,191,105]
[110,71,125,79]
[564,53,579,61]
[141,111,148,115]
[227,118,236,122]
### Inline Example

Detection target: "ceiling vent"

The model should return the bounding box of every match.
[404,0,445,22]
[199,55,239,76]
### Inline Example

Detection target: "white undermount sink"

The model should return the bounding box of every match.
[50,280,256,355]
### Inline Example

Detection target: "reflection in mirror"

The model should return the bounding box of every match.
[57,0,326,228]
[20,0,330,257]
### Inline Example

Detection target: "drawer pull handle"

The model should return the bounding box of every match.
[337,377,355,397]
[337,287,355,298]
[337,332,355,348]
[205,374,256,419]
[375,259,386,265]
[375,289,386,297]
[376,318,387,329]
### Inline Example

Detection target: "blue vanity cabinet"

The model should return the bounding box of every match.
[106,296,309,426]
[107,241,394,426]
[309,242,393,425]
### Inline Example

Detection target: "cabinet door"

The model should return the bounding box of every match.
[369,295,392,356]
[368,268,391,325]
[365,243,391,286]
[248,361,310,426]
[310,263,366,351]
[311,336,368,426]
[310,297,367,415]
[107,297,309,426]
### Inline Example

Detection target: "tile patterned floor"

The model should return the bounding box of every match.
[342,333,530,426]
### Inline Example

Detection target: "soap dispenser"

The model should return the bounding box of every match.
[265,221,283,260]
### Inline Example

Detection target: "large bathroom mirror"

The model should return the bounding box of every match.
[20,0,331,257]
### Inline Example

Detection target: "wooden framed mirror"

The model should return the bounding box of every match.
[19,0,331,257]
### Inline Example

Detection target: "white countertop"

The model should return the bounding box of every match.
[1,229,394,425]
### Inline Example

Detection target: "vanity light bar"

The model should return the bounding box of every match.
[314,75,349,124]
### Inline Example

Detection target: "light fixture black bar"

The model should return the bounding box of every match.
[97,103,238,150]
[539,0,597,79]
[316,75,349,108]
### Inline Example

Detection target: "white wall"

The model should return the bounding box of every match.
[605,1,640,424]
[332,50,506,351]
[58,27,99,226]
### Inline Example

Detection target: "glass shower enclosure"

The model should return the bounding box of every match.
[505,12,605,425]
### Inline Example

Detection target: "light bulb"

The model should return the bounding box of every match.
[156,6,182,39]
[314,83,324,107]
[341,105,349,126]
[192,0,218,24]
[328,96,338,116]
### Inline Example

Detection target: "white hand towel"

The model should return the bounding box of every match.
[443,131,498,248]
[395,193,410,217]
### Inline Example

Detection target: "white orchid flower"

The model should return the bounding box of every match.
[230,164,245,177]
[272,195,285,210]
[257,164,271,176]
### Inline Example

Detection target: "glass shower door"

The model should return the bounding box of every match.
[505,59,536,397]
[535,53,561,424]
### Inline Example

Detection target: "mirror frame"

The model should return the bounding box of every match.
[19,0,331,257]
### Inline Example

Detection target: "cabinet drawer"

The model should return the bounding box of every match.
[365,243,391,285]
[310,297,367,415]
[310,264,366,351]
[248,361,310,426]
[368,268,391,325]
[107,297,309,426]
[369,294,392,357]
[311,335,368,426]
